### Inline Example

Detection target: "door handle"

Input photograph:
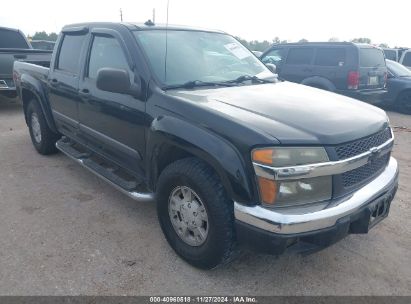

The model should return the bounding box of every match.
[49,78,59,86]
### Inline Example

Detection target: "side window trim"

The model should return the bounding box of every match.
[90,28,134,69]
[55,33,87,76]
[84,32,132,81]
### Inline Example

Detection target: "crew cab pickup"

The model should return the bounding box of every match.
[0,27,52,103]
[14,22,399,269]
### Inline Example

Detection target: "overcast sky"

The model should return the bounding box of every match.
[0,0,408,47]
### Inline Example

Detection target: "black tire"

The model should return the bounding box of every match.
[396,91,411,115]
[26,99,60,155]
[157,157,238,269]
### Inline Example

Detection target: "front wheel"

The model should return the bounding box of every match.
[156,158,238,269]
[26,99,60,155]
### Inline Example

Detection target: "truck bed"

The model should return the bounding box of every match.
[0,49,51,101]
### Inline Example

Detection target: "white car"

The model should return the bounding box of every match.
[399,49,411,69]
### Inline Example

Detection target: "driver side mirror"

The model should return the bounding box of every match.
[96,68,141,98]
[265,63,277,74]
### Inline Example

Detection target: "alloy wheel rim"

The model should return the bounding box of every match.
[168,186,209,246]
[31,113,42,143]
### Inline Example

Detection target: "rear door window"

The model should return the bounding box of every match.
[57,34,86,74]
[359,48,385,67]
[315,48,346,66]
[0,29,30,48]
[286,48,314,65]
[402,52,411,67]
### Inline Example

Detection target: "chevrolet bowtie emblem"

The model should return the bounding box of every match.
[369,147,382,162]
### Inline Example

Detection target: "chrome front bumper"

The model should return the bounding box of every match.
[234,157,399,235]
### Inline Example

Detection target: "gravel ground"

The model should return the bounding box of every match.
[0,101,410,296]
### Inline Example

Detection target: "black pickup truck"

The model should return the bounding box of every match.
[14,22,399,269]
[0,27,52,103]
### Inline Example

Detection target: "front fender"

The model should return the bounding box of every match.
[20,73,57,133]
[147,116,255,204]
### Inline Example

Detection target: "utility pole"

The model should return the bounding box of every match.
[120,8,123,22]
[153,8,156,24]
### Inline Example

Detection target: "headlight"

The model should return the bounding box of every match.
[252,147,332,207]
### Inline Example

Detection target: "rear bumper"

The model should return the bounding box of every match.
[234,157,399,254]
[338,88,387,103]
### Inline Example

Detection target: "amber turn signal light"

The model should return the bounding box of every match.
[257,176,277,205]
[252,149,273,165]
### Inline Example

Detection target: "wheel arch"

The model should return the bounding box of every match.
[147,116,255,204]
[301,76,336,91]
[20,74,58,133]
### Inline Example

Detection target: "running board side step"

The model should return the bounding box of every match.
[56,138,155,202]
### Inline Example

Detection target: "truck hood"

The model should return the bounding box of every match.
[166,81,389,145]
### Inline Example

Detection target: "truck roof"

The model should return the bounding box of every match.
[62,22,225,34]
[0,26,21,32]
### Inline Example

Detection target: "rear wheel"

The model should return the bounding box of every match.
[396,91,411,114]
[26,99,60,155]
[157,158,238,269]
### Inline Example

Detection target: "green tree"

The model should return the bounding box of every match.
[379,43,389,48]
[236,36,287,52]
[328,37,340,42]
[32,31,48,40]
[48,33,58,41]
[31,31,58,41]
[298,38,308,43]
[351,37,372,44]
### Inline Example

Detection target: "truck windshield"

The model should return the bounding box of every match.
[134,30,270,87]
[0,29,30,49]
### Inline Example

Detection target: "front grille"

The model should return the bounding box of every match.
[332,127,392,192]
[335,127,392,160]
[341,153,390,188]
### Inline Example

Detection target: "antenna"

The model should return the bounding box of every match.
[120,8,123,22]
[164,0,170,82]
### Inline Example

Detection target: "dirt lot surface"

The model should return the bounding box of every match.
[0,101,410,295]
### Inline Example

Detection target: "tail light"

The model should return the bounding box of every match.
[348,71,359,90]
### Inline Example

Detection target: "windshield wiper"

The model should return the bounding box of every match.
[164,80,236,90]
[224,75,275,84]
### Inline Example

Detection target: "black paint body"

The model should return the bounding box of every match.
[13,23,389,205]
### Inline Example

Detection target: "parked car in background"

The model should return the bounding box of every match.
[0,26,52,103]
[13,22,398,269]
[399,49,411,70]
[260,42,387,103]
[383,59,411,114]
[382,48,408,62]
[30,40,56,51]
